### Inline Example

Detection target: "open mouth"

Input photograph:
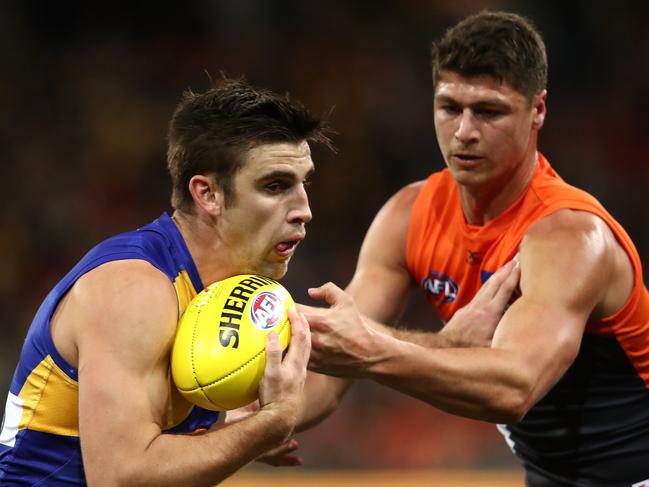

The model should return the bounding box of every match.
[275,239,300,255]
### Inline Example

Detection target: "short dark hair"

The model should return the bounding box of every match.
[167,77,332,211]
[432,11,547,100]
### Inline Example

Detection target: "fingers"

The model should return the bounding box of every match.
[284,308,311,369]
[307,282,347,306]
[474,258,520,315]
[480,259,516,299]
[264,332,282,378]
[296,303,324,314]
[258,454,302,467]
[492,259,521,306]
[257,439,303,466]
[295,303,310,314]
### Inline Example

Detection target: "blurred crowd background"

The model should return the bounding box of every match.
[1,0,648,473]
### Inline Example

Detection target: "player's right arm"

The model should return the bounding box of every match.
[291,182,517,432]
[287,183,423,432]
[66,260,309,486]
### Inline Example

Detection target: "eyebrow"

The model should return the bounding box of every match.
[257,167,315,181]
[435,95,510,110]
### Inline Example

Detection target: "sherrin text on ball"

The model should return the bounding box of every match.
[171,274,293,411]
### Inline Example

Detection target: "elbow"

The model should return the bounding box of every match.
[98,463,154,487]
[486,345,579,424]
[487,379,536,424]
[496,340,580,424]
[492,390,533,424]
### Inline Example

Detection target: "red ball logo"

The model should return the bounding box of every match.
[250,291,283,330]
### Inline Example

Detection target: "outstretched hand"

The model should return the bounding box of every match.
[440,258,521,347]
[302,282,378,378]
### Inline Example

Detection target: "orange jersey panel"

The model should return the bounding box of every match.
[406,153,649,385]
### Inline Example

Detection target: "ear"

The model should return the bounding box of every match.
[531,89,547,130]
[188,174,223,217]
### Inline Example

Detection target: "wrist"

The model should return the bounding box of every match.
[436,327,460,348]
[256,403,296,443]
[362,329,404,378]
[365,318,396,337]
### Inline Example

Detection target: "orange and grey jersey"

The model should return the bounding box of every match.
[406,154,649,486]
[0,213,219,486]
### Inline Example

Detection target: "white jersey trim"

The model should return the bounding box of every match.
[496,423,516,453]
[0,392,23,448]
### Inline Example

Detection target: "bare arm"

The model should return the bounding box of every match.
[72,260,310,486]
[308,211,627,423]
[286,184,420,432]
[292,182,516,431]
[344,182,421,324]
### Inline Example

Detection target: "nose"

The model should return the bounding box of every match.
[288,184,312,224]
[454,109,479,144]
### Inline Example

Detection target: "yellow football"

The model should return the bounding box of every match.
[171,274,293,411]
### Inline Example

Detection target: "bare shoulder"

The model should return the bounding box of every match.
[380,180,426,217]
[69,259,179,365]
[525,209,633,318]
[75,259,176,301]
[361,179,426,255]
[348,181,425,322]
[525,209,612,242]
[519,209,626,316]
[521,209,618,271]
[367,180,425,238]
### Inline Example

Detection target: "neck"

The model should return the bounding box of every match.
[459,151,538,225]
[171,210,230,286]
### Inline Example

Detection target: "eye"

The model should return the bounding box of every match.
[475,109,501,120]
[265,181,287,194]
[440,104,462,115]
[302,177,312,188]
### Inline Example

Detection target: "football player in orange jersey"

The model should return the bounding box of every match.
[303,11,649,486]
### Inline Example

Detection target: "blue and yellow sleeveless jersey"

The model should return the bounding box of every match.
[0,213,219,486]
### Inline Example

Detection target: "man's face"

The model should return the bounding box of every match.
[218,141,314,280]
[434,71,545,190]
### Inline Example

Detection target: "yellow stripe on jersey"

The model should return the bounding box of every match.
[174,269,199,316]
[165,371,195,429]
[18,355,79,437]
[168,269,201,428]
[13,272,200,437]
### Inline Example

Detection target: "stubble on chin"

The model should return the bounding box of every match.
[257,261,290,280]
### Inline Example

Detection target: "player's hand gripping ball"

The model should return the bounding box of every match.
[171,274,293,411]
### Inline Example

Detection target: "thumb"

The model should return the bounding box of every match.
[307,282,347,307]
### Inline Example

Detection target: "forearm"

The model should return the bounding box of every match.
[295,372,353,431]
[366,317,454,348]
[363,332,532,423]
[100,409,290,487]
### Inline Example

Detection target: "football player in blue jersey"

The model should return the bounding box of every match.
[0,78,327,486]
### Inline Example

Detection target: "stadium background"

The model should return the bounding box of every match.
[1,0,647,484]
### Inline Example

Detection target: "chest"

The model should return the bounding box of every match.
[412,226,519,322]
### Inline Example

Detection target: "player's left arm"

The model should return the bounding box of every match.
[310,210,624,423]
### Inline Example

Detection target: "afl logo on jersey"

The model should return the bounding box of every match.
[423,271,459,303]
[250,291,283,330]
